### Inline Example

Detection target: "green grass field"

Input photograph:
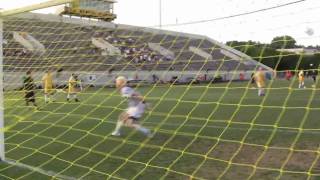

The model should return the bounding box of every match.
[1,79,320,180]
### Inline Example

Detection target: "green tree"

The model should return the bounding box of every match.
[270,35,296,49]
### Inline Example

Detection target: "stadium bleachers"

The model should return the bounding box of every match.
[3,16,265,72]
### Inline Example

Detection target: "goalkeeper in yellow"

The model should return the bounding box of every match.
[111,76,152,137]
[254,67,266,96]
[298,70,306,89]
[67,73,82,102]
[42,70,55,103]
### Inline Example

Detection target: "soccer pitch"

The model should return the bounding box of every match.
[1,79,320,180]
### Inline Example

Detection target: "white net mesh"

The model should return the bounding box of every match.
[1,2,320,179]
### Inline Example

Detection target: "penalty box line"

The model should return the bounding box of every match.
[143,122,320,134]
[3,159,77,180]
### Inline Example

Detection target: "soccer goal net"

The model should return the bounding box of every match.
[1,2,320,180]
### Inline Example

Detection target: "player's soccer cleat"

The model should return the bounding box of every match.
[111,131,121,136]
[147,131,154,138]
[142,128,153,138]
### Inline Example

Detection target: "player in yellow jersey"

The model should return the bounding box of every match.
[254,67,266,96]
[67,73,82,102]
[298,70,306,89]
[42,70,55,103]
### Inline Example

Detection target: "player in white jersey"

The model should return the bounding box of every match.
[111,76,152,137]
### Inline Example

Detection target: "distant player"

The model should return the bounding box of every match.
[298,70,306,89]
[42,70,55,103]
[285,70,292,81]
[111,76,152,137]
[310,69,318,85]
[254,67,266,96]
[23,71,38,108]
[67,73,82,102]
[250,72,255,88]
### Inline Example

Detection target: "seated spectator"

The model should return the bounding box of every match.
[102,33,166,64]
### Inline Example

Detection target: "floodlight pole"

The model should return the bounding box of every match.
[159,0,162,29]
[0,18,5,161]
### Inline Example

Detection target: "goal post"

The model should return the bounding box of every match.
[0,0,77,162]
[0,18,4,161]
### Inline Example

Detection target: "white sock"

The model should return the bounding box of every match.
[137,126,150,136]
[45,95,48,102]
[114,121,123,133]
[50,94,55,101]
[299,83,304,88]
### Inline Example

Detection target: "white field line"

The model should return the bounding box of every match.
[143,122,320,134]
[4,159,77,180]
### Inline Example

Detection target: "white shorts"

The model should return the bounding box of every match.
[126,103,146,119]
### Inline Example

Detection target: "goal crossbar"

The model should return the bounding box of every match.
[0,0,74,17]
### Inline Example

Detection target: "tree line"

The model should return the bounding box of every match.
[226,35,320,71]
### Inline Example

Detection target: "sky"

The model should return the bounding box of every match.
[0,0,320,46]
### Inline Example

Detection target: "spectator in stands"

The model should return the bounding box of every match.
[127,38,134,44]
[239,72,245,81]
[113,38,119,44]
[110,68,116,74]
[134,57,139,63]
[72,47,78,53]
[105,35,112,41]
[165,55,174,61]
[21,48,31,57]
[152,74,159,83]
[103,34,165,64]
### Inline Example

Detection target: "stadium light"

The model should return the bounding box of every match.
[159,0,162,28]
